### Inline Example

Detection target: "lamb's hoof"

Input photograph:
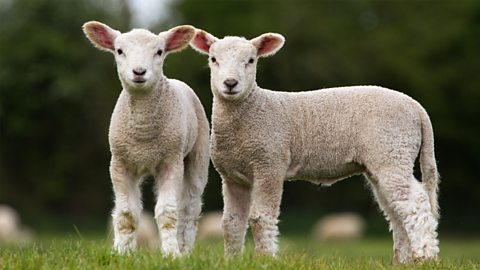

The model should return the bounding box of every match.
[161,247,181,258]
[112,244,135,255]
[411,245,439,263]
[412,254,439,264]
[393,248,412,264]
[254,249,277,257]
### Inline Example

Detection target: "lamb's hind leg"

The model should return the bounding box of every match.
[370,168,439,263]
[176,152,209,254]
[366,172,411,263]
[154,161,183,256]
[110,158,142,254]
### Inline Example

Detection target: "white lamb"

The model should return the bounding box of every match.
[190,30,439,263]
[82,21,210,256]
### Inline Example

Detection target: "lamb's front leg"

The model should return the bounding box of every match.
[222,177,252,255]
[249,172,284,256]
[110,158,142,254]
[155,161,183,256]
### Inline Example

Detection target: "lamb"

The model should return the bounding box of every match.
[82,21,210,256]
[190,30,440,263]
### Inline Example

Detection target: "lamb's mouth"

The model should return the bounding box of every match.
[223,90,240,95]
[133,79,146,84]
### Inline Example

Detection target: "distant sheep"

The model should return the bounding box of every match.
[83,22,210,256]
[312,212,365,242]
[191,30,439,263]
[0,205,33,245]
[136,212,160,250]
[197,211,223,240]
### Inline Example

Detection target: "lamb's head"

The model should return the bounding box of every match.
[191,30,284,101]
[83,21,195,93]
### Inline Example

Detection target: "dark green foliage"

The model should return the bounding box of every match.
[0,0,130,218]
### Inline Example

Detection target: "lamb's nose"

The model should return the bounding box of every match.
[133,67,146,76]
[223,79,238,90]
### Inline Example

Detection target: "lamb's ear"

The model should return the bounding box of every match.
[250,33,285,57]
[82,21,120,52]
[190,29,218,55]
[162,25,195,54]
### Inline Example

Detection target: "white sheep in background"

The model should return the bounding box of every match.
[191,30,439,263]
[0,205,34,245]
[136,212,160,250]
[83,21,210,256]
[197,211,224,240]
[311,212,366,242]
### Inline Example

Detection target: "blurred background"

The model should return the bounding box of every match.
[0,0,479,239]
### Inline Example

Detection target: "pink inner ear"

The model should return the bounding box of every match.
[192,32,211,53]
[257,37,280,56]
[90,26,114,50]
[166,29,190,51]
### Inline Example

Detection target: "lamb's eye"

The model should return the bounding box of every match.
[157,49,162,56]
[117,49,123,55]
[211,57,216,63]
[248,58,254,64]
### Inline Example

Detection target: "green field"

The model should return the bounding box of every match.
[1,236,479,270]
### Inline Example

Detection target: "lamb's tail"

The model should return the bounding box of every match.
[419,107,440,219]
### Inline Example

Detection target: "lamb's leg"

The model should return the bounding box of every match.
[176,153,208,254]
[154,161,183,256]
[366,173,411,263]
[372,169,439,262]
[249,174,284,256]
[222,177,252,255]
[110,158,142,254]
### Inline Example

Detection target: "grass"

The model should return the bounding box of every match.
[1,235,479,270]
